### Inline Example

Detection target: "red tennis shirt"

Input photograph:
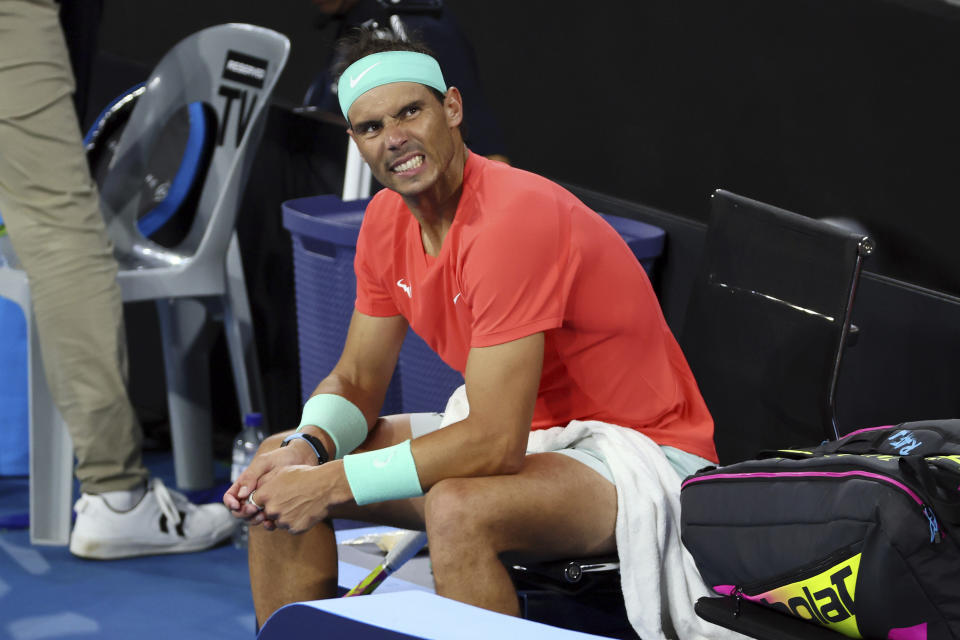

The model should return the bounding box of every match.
[354,152,717,462]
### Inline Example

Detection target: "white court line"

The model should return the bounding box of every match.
[0,536,50,575]
[235,612,257,634]
[6,612,99,640]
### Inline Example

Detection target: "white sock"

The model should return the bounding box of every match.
[98,484,147,511]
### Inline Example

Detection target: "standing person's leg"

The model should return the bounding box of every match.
[0,0,235,558]
[0,0,148,496]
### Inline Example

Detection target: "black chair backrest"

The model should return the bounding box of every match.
[681,189,873,465]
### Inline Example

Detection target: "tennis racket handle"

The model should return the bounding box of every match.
[342,567,388,596]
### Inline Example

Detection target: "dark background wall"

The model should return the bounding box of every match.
[449,0,960,298]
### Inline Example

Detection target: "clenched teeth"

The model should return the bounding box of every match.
[393,155,423,173]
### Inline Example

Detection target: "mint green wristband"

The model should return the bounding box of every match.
[297,394,368,459]
[343,440,424,506]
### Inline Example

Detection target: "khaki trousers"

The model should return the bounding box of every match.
[0,0,148,493]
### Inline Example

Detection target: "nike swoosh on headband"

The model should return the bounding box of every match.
[350,62,382,89]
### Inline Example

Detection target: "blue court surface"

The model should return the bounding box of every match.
[0,456,258,639]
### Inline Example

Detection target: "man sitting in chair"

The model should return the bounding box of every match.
[224,30,718,631]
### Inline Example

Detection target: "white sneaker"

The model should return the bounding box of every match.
[69,478,237,560]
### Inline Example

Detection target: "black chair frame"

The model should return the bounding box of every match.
[685,189,874,639]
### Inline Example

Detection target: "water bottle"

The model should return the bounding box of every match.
[231,412,266,549]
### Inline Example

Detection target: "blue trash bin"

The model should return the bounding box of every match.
[282,195,666,416]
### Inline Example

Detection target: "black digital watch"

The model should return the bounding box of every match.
[280,432,330,465]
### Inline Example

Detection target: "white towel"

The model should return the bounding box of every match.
[441,386,744,640]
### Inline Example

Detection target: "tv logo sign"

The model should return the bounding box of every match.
[216,50,268,147]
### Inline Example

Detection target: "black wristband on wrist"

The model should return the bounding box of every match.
[281,432,330,465]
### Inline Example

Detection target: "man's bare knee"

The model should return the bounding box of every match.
[424,478,517,612]
[424,478,497,548]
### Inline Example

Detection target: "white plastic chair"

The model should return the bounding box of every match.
[0,23,290,545]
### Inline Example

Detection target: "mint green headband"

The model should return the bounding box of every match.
[338,51,447,119]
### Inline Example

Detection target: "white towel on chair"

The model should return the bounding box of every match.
[441,386,744,640]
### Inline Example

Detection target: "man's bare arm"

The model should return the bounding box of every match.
[296,310,409,456]
[411,332,544,488]
[224,310,407,511]
[234,331,544,531]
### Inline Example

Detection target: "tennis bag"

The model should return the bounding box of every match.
[680,419,960,639]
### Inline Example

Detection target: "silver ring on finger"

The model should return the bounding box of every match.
[247,490,264,511]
